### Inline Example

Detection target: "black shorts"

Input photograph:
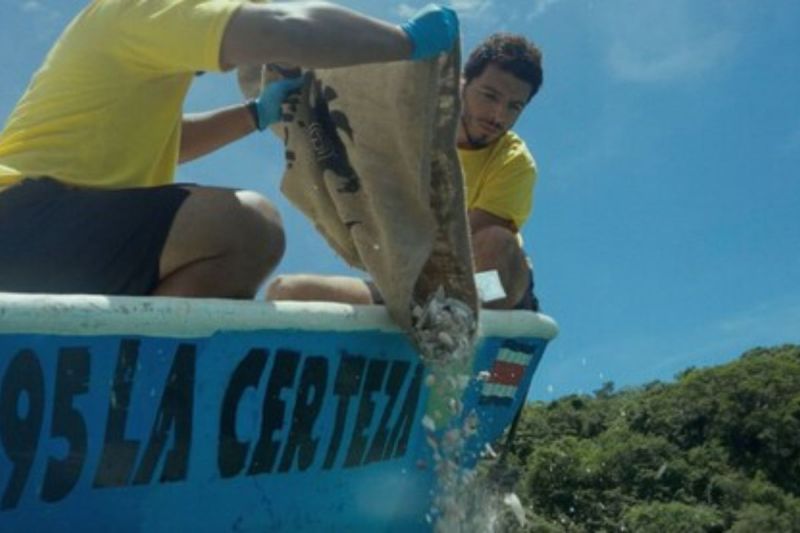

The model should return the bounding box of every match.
[513,266,540,312]
[0,177,190,295]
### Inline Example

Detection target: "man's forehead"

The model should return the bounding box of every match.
[473,66,532,103]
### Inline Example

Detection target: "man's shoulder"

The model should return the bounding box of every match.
[497,131,535,169]
[500,130,531,153]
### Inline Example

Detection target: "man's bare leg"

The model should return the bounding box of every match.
[266,274,375,304]
[471,226,530,309]
[154,186,285,298]
[265,226,529,309]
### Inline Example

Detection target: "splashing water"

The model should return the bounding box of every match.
[411,289,527,532]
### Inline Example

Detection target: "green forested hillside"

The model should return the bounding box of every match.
[492,344,800,532]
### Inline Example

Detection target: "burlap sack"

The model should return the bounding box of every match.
[238,47,478,351]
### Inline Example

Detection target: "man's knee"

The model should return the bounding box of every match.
[234,190,285,274]
[266,274,299,300]
[159,187,285,295]
[266,274,374,304]
[471,226,529,309]
[472,225,520,270]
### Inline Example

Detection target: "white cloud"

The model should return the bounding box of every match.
[15,0,62,41]
[714,301,800,342]
[450,0,493,12]
[20,1,44,12]
[608,31,736,84]
[590,1,740,84]
[649,299,800,376]
[18,0,61,22]
[395,0,493,21]
[395,3,417,18]
[449,0,495,19]
[534,293,800,399]
[527,0,562,20]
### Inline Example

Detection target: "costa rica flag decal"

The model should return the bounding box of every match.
[479,340,537,405]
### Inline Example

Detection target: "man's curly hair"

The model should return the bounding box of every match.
[464,33,543,102]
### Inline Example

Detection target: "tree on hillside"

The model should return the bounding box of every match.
[485,345,800,532]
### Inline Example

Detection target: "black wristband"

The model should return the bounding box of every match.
[245,100,262,131]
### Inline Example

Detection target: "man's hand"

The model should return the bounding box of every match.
[400,4,460,61]
[251,76,304,131]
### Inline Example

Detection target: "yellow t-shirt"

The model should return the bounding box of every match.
[458,130,537,231]
[0,0,245,189]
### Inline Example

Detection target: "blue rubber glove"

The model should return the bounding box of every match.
[252,76,304,131]
[400,4,459,61]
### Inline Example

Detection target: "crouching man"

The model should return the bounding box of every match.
[268,33,544,310]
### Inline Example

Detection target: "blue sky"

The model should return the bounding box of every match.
[2,0,799,400]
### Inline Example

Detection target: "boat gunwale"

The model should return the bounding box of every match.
[0,292,558,340]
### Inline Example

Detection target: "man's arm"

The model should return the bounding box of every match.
[468,207,518,235]
[181,3,455,161]
[182,0,413,163]
[219,2,413,69]
[179,105,256,164]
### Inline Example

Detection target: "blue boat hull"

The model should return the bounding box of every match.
[0,295,557,532]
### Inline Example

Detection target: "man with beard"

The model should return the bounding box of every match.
[267,33,544,310]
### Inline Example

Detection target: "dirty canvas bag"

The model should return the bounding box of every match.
[238,46,477,360]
